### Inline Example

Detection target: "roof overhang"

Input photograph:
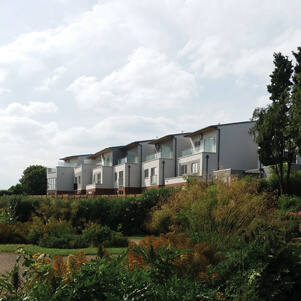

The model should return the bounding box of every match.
[184,126,218,138]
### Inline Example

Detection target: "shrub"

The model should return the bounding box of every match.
[127,232,221,282]
[277,194,301,213]
[213,231,301,300]
[82,223,113,246]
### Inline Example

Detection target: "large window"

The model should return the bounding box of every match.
[119,171,124,187]
[204,137,215,152]
[151,167,157,185]
[191,162,198,174]
[47,178,56,190]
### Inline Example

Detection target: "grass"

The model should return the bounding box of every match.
[0,244,127,257]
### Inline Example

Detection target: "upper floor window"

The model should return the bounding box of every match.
[194,140,201,147]
[204,137,215,153]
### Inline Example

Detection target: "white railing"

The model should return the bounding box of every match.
[181,146,204,157]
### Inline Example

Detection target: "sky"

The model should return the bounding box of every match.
[0,0,300,189]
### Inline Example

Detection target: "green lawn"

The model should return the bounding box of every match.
[0,244,127,257]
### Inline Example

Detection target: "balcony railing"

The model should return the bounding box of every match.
[181,146,204,157]
[146,152,161,161]
[118,157,127,165]
[58,162,77,168]
[151,175,157,185]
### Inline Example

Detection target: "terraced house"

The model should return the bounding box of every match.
[47,121,264,196]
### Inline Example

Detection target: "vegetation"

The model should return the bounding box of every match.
[0,176,300,300]
[249,47,301,195]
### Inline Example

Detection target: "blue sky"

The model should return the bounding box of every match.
[0,0,300,189]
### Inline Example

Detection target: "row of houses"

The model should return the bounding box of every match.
[47,121,262,196]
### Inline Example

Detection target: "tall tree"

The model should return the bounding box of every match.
[249,49,301,194]
[19,165,47,195]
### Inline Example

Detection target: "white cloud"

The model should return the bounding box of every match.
[68,47,197,114]
[35,66,67,91]
[5,101,58,117]
[256,95,271,108]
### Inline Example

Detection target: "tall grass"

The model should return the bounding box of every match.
[147,177,280,250]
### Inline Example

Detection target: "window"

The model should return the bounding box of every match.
[144,169,149,178]
[194,140,201,147]
[97,173,101,184]
[191,162,198,174]
[78,176,81,185]
[47,178,56,190]
[119,171,124,187]
[151,167,157,185]
[204,137,215,152]
[114,172,117,182]
[181,164,187,175]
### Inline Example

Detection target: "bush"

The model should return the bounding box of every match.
[277,194,301,213]
[213,231,301,300]
[82,223,113,246]
[38,234,88,249]
[147,177,280,250]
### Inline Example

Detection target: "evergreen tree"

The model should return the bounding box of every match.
[249,49,301,194]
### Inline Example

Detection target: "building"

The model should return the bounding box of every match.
[47,121,263,195]
[85,146,125,195]
[47,154,92,195]
[141,133,191,190]
[165,121,259,186]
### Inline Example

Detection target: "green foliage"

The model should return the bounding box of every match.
[213,231,301,300]
[82,224,113,246]
[148,177,281,250]
[19,165,47,195]
[249,48,301,195]
[0,249,221,300]
[277,194,301,213]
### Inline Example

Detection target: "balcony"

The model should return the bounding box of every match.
[146,152,161,161]
[58,162,77,168]
[47,168,56,174]
[118,157,127,165]
[181,146,204,157]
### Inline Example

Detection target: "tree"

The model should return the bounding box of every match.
[19,165,47,195]
[8,183,24,195]
[249,48,301,194]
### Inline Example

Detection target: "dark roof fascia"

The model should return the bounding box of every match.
[59,154,93,161]
[184,126,218,138]
[185,121,254,138]
[149,133,190,145]
[121,139,155,150]
[88,146,124,159]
